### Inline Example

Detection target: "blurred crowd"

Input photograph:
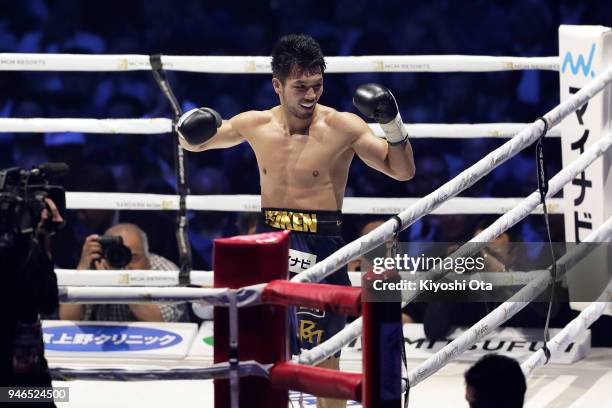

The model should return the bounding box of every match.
[1,0,611,270]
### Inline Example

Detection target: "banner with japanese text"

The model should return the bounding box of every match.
[559,25,612,314]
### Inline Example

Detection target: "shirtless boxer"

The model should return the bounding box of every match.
[178,34,415,407]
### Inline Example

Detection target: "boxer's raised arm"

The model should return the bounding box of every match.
[177,108,247,152]
[345,112,415,181]
[351,84,415,180]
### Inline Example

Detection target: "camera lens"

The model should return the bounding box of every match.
[98,235,132,269]
[105,244,132,268]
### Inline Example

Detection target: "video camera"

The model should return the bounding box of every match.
[0,163,69,250]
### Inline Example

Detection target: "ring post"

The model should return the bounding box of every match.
[214,231,290,408]
[362,269,403,407]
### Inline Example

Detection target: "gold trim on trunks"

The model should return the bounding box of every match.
[264,210,318,233]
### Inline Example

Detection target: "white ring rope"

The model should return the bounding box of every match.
[50,360,271,382]
[54,269,539,288]
[521,277,612,377]
[0,118,561,139]
[407,215,612,387]
[67,192,179,211]
[58,284,265,308]
[222,196,562,215]
[1,118,171,134]
[55,268,181,286]
[0,53,559,73]
[64,192,565,215]
[291,65,612,286]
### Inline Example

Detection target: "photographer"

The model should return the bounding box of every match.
[1,197,64,405]
[0,163,67,408]
[59,223,184,322]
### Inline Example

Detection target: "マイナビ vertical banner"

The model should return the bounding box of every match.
[559,25,612,314]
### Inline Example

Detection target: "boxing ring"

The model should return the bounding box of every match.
[2,24,612,407]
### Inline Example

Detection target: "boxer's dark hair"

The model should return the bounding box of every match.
[271,34,326,83]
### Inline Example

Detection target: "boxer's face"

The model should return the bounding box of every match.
[273,65,323,120]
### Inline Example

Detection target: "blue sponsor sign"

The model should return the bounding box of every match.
[561,44,596,77]
[43,325,182,352]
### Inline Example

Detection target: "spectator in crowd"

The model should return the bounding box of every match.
[59,223,184,322]
[465,354,526,408]
[347,218,389,272]
[188,166,234,270]
[236,212,259,235]
[52,165,119,268]
[418,216,513,340]
[473,216,521,273]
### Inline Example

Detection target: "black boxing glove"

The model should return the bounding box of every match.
[177,107,222,146]
[353,83,408,145]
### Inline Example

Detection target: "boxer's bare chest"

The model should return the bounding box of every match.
[243,117,352,210]
[249,120,351,187]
